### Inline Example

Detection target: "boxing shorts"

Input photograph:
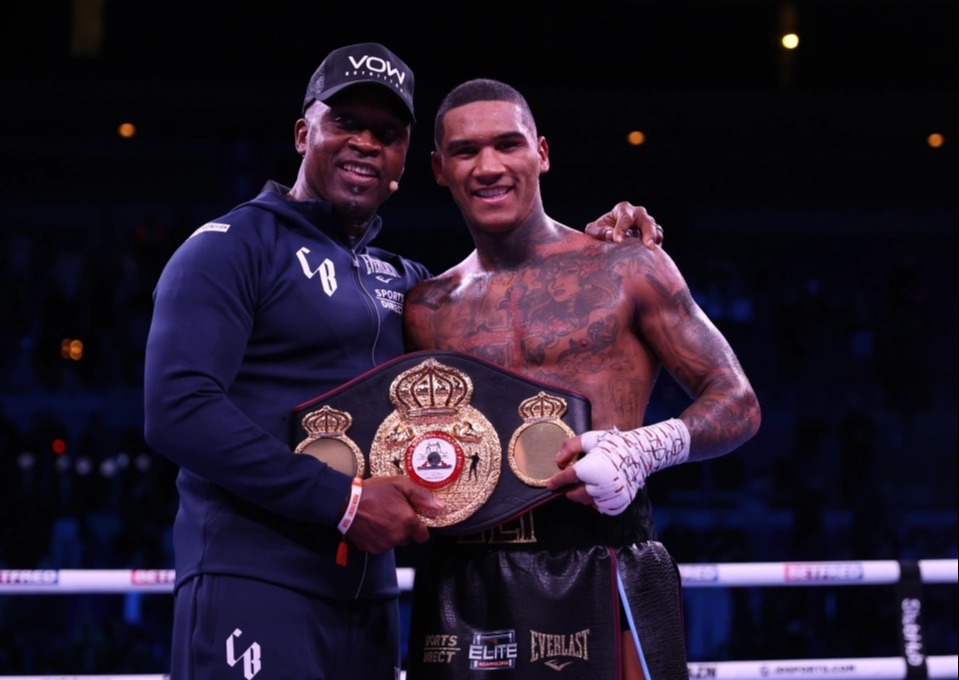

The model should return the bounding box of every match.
[405,538,690,680]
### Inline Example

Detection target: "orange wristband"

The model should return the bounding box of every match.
[337,478,363,535]
[335,478,363,567]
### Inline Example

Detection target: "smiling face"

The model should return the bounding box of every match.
[294,84,410,228]
[431,99,549,235]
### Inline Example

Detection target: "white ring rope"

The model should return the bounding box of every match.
[2,559,956,680]
[1,658,957,680]
[2,559,954,594]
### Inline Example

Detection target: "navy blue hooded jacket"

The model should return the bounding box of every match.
[144,181,432,599]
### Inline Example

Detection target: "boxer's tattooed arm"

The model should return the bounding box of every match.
[632,259,760,461]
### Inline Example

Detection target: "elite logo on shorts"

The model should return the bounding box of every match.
[468,629,518,670]
[226,628,262,679]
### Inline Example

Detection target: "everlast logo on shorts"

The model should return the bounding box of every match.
[529,628,591,669]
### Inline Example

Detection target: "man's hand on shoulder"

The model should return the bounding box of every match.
[584,201,665,246]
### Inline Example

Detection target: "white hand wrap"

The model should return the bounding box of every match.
[573,418,691,516]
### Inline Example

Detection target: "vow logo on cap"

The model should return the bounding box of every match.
[348,55,407,85]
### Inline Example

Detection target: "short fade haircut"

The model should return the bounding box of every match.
[433,78,537,148]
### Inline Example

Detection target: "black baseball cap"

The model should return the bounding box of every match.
[302,42,415,123]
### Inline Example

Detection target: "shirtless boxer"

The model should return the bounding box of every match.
[402,78,761,679]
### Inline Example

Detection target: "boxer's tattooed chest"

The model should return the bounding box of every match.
[448,252,626,368]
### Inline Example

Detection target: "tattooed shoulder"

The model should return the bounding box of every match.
[408,277,455,310]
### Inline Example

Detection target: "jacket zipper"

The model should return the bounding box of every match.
[351,250,383,369]
[350,249,377,597]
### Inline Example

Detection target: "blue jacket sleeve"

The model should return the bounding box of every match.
[143,226,351,525]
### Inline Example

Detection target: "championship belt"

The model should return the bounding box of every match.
[290,350,592,535]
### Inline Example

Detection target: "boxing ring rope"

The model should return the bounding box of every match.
[2,559,956,679]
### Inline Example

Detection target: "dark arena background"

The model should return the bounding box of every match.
[1,1,956,677]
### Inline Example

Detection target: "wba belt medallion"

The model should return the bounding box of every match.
[294,406,366,477]
[508,392,575,486]
[369,357,502,527]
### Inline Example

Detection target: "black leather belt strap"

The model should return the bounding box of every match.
[290,350,592,535]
